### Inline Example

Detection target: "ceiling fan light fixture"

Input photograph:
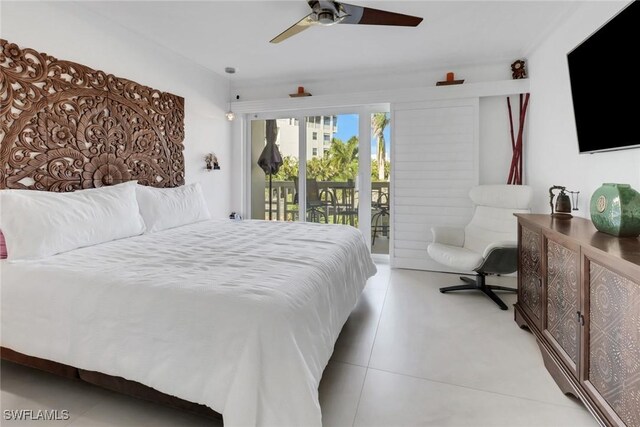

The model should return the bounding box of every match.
[269,1,423,43]
[316,10,336,25]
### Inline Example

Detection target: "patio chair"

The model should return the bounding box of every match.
[337,180,358,226]
[293,177,335,223]
[371,191,389,245]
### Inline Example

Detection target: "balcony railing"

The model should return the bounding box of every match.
[263,180,390,225]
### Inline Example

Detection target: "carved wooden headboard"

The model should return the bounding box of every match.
[0,39,185,192]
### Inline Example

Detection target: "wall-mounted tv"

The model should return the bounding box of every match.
[568,0,639,154]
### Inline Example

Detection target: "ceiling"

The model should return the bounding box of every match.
[79,1,579,83]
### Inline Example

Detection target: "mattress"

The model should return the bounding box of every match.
[0,219,376,426]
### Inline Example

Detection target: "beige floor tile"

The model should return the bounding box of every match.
[365,261,391,292]
[1,361,43,388]
[66,393,216,427]
[332,286,387,366]
[354,368,597,427]
[1,361,105,426]
[319,361,367,427]
[369,269,582,408]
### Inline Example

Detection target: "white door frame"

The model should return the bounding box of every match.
[243,105,389,248]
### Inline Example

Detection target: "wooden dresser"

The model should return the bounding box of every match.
[514,214,640,427]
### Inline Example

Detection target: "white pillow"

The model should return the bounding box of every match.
[0,182,145,260]
[135,183,210,233]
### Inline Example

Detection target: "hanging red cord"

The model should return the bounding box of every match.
[507,97,517,183]
[507,93,530,185]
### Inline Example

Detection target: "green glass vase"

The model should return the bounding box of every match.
[590,183,640,237]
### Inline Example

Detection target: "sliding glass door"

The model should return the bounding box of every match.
[304,114,359,226]
[371,112,391,254]
[249,118,299,221]
[247,108,390,252]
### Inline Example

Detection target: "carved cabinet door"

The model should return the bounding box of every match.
[582,249,640,427]
[518,223,543,330]
[543,232,581,379]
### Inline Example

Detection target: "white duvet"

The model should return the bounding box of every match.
[1,219,376,426]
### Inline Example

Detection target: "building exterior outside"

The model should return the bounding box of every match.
[276,116,337,160]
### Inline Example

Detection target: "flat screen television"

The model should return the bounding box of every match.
[567,0,640,154]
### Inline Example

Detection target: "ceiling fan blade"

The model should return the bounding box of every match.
[338,2,423,27]
[270,14,315,43]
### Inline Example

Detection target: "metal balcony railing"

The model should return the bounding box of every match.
[263,180,390,226]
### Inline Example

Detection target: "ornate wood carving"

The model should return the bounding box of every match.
[546,240,579,365]
[520,225,541,321]
[589,262,640,426]
[0,39,185,191]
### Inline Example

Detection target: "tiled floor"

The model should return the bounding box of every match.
[1,261,597,426]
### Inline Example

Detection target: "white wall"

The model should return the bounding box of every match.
[1,2,231,217]
[479,96,514,185]
[526,1,639,215]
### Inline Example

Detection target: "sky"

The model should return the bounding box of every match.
[334,114,391,159]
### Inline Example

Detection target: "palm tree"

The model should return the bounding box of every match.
[372,113,390,180]
[328,136,359,180]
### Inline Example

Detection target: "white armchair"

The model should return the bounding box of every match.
[427,185,533,310]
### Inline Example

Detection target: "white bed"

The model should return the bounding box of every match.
[1,219,376,426]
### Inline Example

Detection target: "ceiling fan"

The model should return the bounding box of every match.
[270,0,423,43]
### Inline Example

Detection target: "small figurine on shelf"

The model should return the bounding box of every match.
[436,72,464,86]
[511,59,527,79]
[204,153,220,171]
[289,86,311,97]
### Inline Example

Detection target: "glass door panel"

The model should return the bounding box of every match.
[371,112,391,254]
[248,109,391,254]
[304,114,359,226]
[250,118,299,221]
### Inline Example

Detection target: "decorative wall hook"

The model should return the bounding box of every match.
[205,153,220,171]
